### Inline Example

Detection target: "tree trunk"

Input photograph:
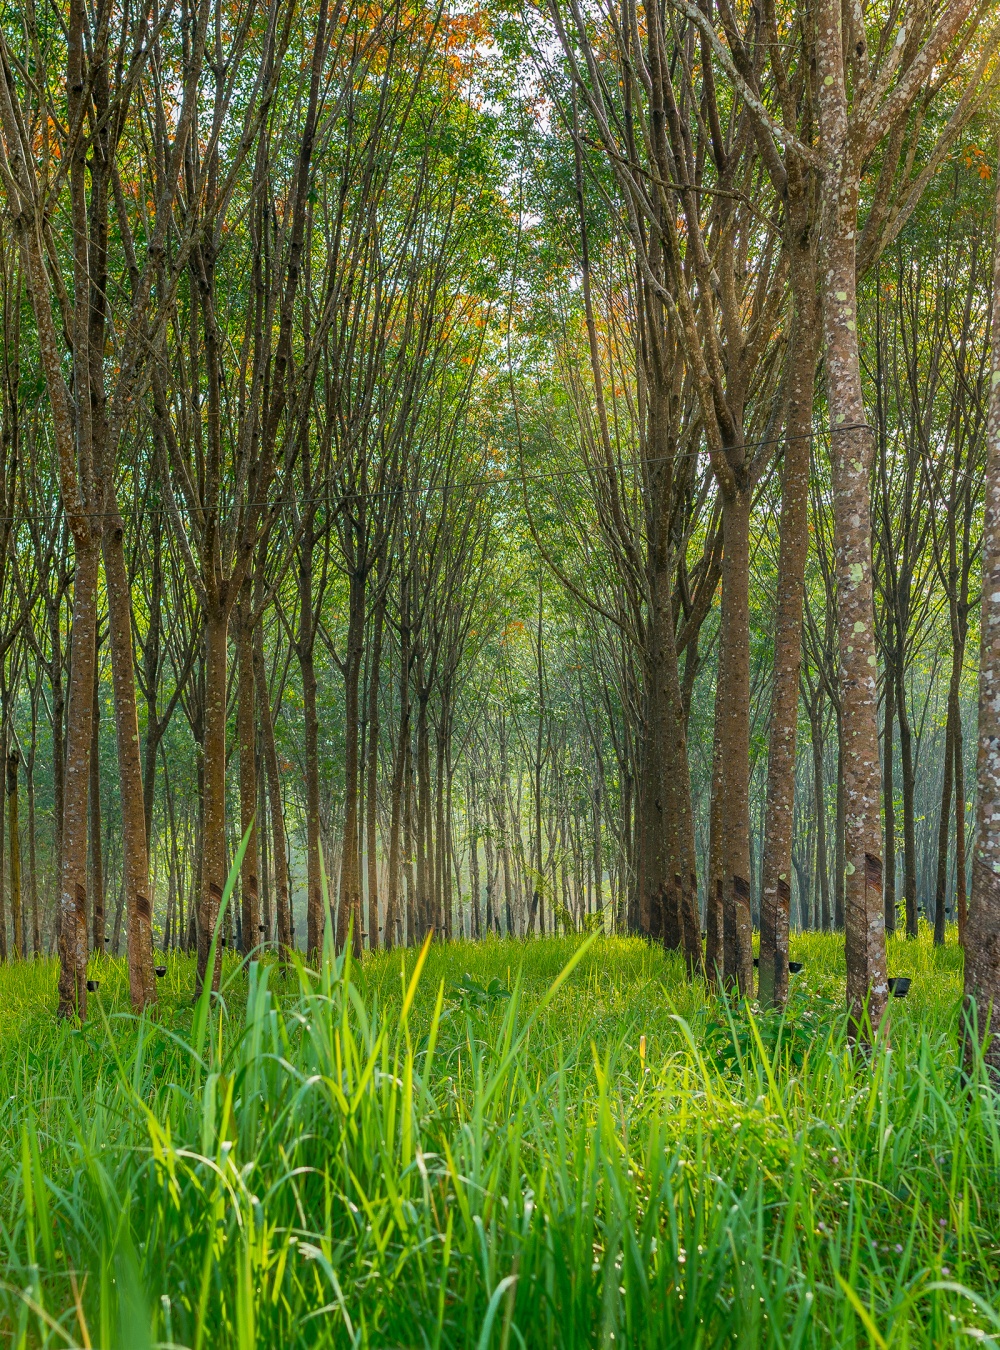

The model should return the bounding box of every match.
[254,624,290,955]
[338,568,365,956]
[964,144,1000,1076]
[51,633,65,899]
[259,761,270,942]
[0,726,9,962]
[714,486,754,996]
[196,609,228,995]
[835,715,846,930]
[593,780,603,922]
[818,159,888,1033]
[236,593,260,954]
[469,774,481,938]
[8,750,22,958]
[705,649,726,983]
[58,539,100,1019]
[897,663,918,938]
[104,518,156,1006]
[759,249,821,1007]
[955,699,967,946]
[27,742,40,956]
[366,588,385,949]
[403,737,416,944]
[883,652,897,934]
[416,691,431,938]
[298,534,323,957]
[141,525,163,857]
[88,668,103,955]
[934,678,959,946]
[435,722,447,935]
[652,558,701,974]
[810,703,832,933]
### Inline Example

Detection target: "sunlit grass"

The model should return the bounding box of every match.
[0,922,995,1348]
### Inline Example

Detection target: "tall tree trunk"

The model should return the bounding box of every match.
[236,592,260,954]
[834,715,846,930]
[141,525,163,857]
[955,701,968,946]
[531,580,545,935]
[469,773,481,939]
[593,778,603,922]
[934,678,959,946]
[713,486,753,995]
[366,588,385,949]
[254,624,290,956]
[810,703,832,933]
[89,667,103,955]
[897,662,918,938]
[817,6,888,1037]
[58,540,100,1018]
[27,736,40,956]
[435,720,448,936]
[759,245,821,1006]
[8,750,21,958]
[416,690,431,937]
[259,751,271,942]
[1,728,10,961]
[385,572,410,950]
[196,609,227,995]
[51,628,65,898]
[964,145,1000,1076]
[483,784,497,935]
[338,568,365,956]
[883,652,896,934]
[403,737,416,944]
[705,660,726,984]
[105,518,155,1006]
[653,563,702,974]
[298,533,323,957]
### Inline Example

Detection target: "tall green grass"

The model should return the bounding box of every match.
[0,924,997,1348]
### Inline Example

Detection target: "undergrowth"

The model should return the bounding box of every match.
[0,920,996,1348]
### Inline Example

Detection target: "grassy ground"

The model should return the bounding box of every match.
[0,925,997,1348]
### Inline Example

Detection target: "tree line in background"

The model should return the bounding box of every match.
[0,0,999,1063]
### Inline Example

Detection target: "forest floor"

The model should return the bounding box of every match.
[0,927,996,1348]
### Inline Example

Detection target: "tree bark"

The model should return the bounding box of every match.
[964,142,1000,1078]
[385,603,410,950]
[254,623,290,956]
[27,729,40,955]
[934,679,959,946]
[469,773,481,938]
[196,609,228,995]
[759,242,821,1006]
[8,750,22,958]
[297,530,324,957]
[88,667,103,956]
[403,736,416,943]
[896,661,918,937]
[236,591,260,954]
[416,688,432,937]
[338,568,365,956]
[955,704,968,946]
[366,587,385,949]
[883,649,897,934]
[104,517,155,1006]
[818,168,887,1033]
[714,486,754,996]
[58,540,100,1018]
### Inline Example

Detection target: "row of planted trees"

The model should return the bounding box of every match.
[0,0,999,1067]
[509,0,1000,1054]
